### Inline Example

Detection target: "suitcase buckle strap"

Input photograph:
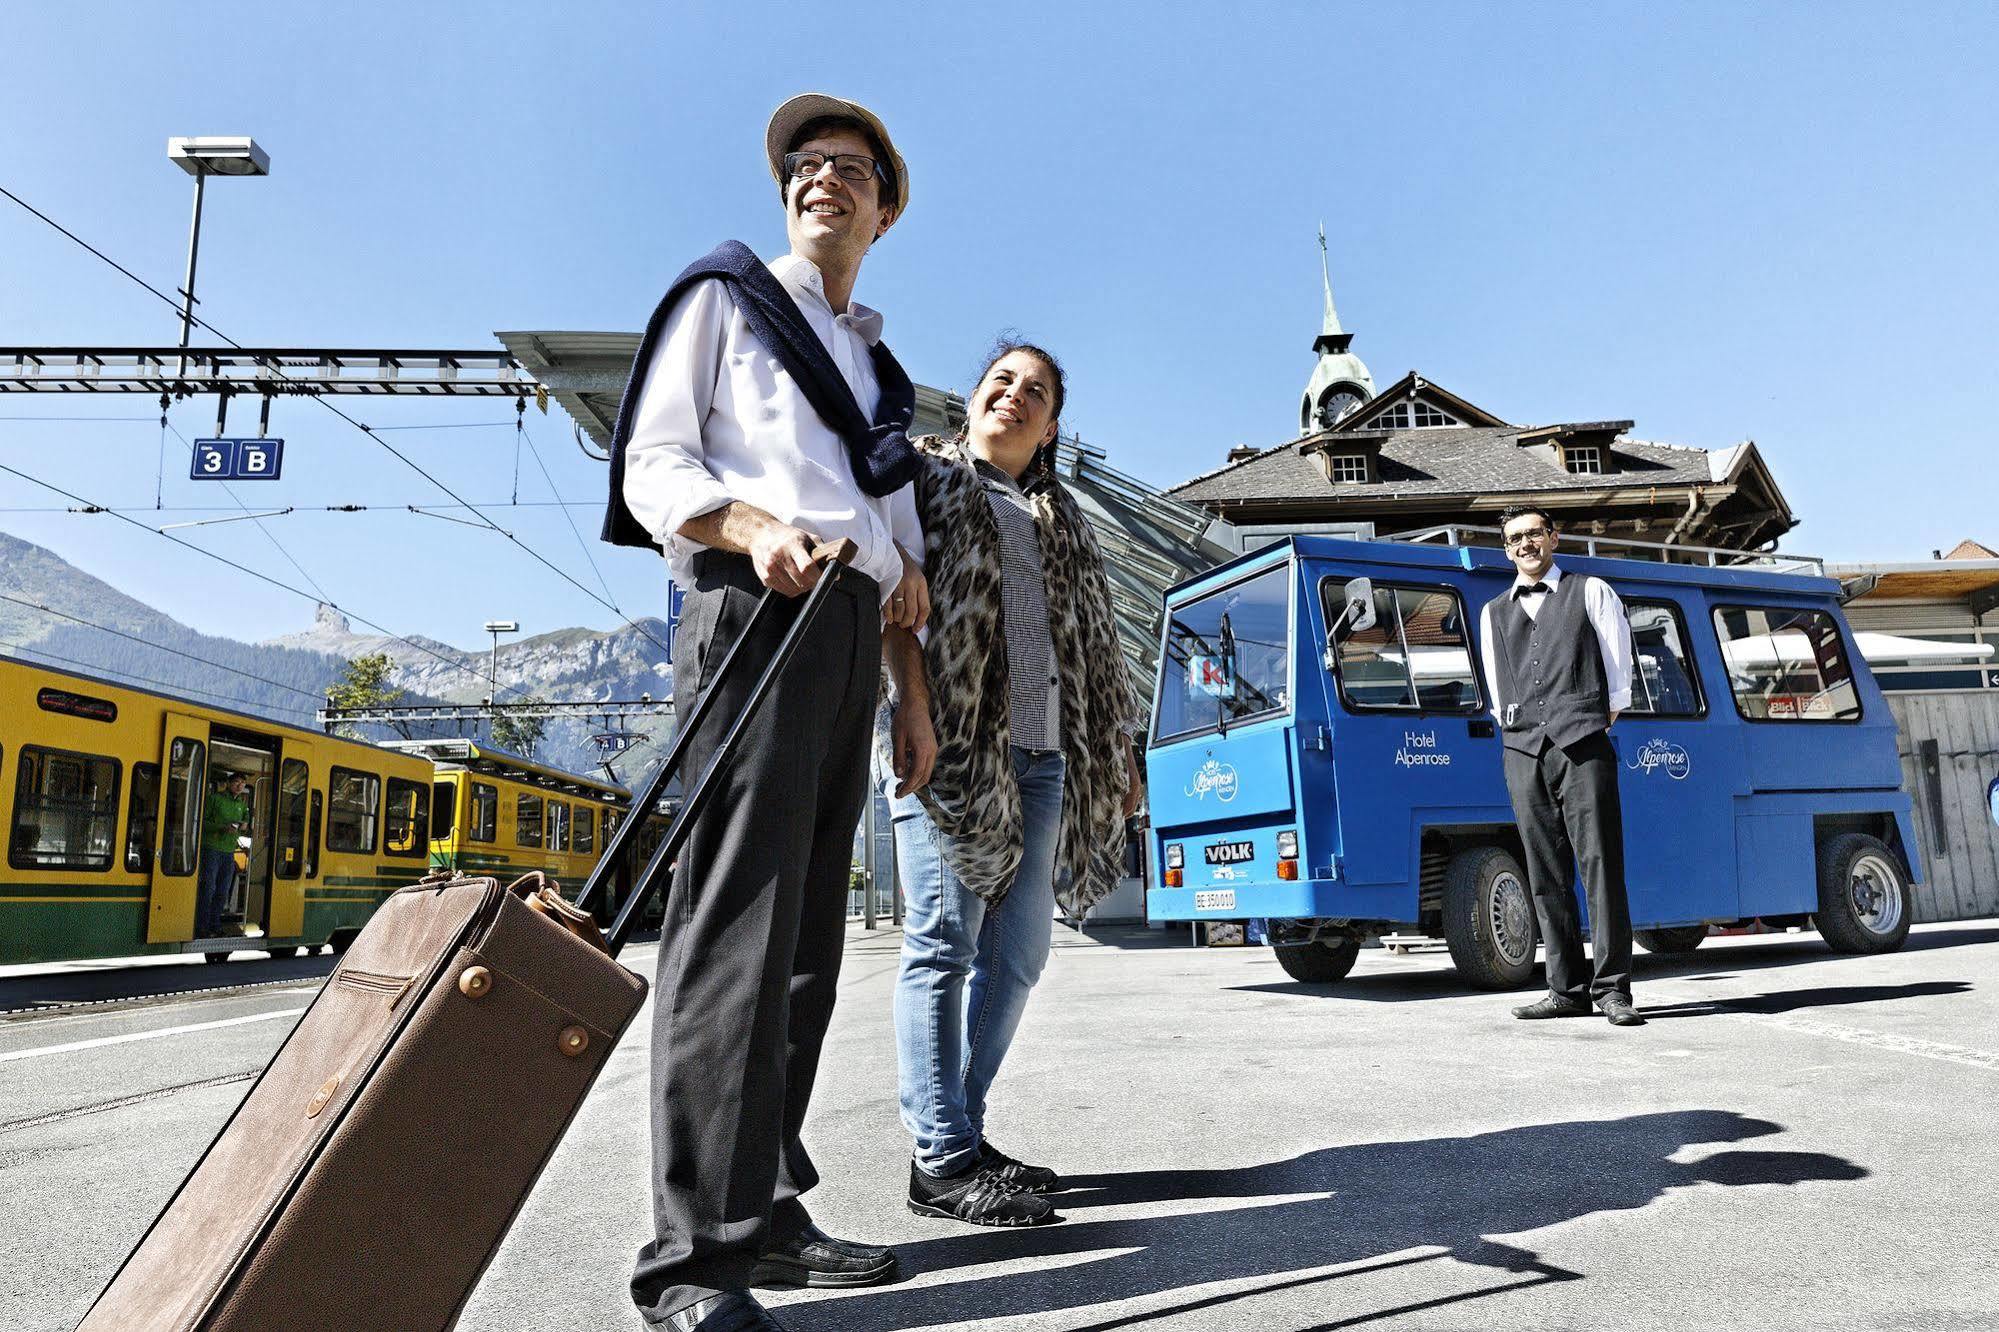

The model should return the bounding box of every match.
[506,873,610,955]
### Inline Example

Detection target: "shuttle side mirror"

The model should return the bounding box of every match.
[1324,577,1377,668]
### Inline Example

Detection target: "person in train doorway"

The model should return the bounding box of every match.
[878,341,1145,1228]
[1478,505,1645,1027]
[602,92,929,1332]
[196,771,250,939]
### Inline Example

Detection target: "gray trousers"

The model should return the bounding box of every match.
[1501,731,1633,1003]
[631,551,880,1322]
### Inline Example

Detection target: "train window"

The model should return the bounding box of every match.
[575,806,595,855]
[516,793,544,848]
[549,801,571,853]
[328,767,381,853]
[603,809,618,842]
[384,777,428,858]
[1330,582,1483,714]
[125,762,161,873]
[430,781,457,844]
[274,760,307,880]
[1623,601,1706,719]
[1714,605,1862,723]
[469,782,497,842]
[10,746,122,872]
[160,738,205,877]
[305,791,322,879]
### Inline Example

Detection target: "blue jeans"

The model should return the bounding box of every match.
[196,849,235,937]
[889,745,1065,1176]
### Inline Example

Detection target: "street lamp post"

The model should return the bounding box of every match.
[165,137,270,394]
[483,620,520,687]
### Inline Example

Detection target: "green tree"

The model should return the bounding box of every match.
[325,652,409,739]
[490,696,548,759]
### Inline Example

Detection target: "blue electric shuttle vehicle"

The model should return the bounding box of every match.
[1144,528,1922,987]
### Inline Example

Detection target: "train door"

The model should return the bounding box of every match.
[145,713,207,943]
[268,742,317,940]
[211,729,278,937]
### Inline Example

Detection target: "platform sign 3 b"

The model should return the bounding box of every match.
[190,438,285,481]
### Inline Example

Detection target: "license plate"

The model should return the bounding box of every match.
[1194,889,1237,912]
[1205,840,1255,866]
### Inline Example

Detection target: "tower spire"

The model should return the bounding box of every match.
[1319,222,1344,337]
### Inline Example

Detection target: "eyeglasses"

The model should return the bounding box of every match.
[782,151,883,185]
[1503,527,1552,548]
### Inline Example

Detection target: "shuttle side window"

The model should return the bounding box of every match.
[275,759,308,880]
[1622,601,1706,718]
[327,767,381,853]
[1713,605,1863,723]
[160,738,206,877]
[1329,582,1482,714]
[516,793,544,848]
[384,777,428,857]
[469,782,498,842]
[10,746,122,872]
[575,806,595,855]
[125,761,161,874]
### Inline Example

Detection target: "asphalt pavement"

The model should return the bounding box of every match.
[6,921,1996,1331]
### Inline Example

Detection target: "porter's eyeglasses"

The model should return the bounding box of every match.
[1504,528,1552,548]
[782,151,883,185]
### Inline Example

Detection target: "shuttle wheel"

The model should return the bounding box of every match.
[1442,846,1539,989]
[1635,925,1708,955]
[202,952,232,965]
[1815,834,1912,954]
[1273,935,1361,983]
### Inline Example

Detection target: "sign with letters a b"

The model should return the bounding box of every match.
[190,437,285,481]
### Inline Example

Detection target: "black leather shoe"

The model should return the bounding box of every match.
[979,1140,1061,1194]
[1512,995,1595,1020]
[658,1291,788,1331]
[749,1221,897,1289]
[1599,994,1647,1027]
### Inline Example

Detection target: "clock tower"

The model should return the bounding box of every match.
[1299,226,1375,434]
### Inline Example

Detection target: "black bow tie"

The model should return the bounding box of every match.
[1514,581,1550,599]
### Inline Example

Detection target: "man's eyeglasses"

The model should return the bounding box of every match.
[1503,527,1552,549]
[782,151,883,185]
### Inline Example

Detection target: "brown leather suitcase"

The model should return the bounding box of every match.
[78,550,858,1332]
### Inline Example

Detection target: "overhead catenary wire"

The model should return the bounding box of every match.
[0,591,327,702]
[0,183,675,662]
[163,419,336,605]
[518,416,621,609]
[0,456,538,705]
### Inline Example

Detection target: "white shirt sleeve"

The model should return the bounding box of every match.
[1479,599,1505,720]
[620,278,737,554]
[1585,577,1635,711]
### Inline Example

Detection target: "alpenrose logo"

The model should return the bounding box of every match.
[1185,757,1240,802]
[1626,738,1691,779]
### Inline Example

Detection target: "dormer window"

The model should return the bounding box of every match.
[1369,399,1462,430]
[1563,445,1604,475]
[1326,454,1369,483]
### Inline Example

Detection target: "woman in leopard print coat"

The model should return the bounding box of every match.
[880,341,1144,1225]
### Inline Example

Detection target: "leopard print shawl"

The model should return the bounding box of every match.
[896,433,1139,916]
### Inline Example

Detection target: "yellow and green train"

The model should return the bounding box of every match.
[0,656,662,967]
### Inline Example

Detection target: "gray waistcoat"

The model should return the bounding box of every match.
[1488,572,1610,755]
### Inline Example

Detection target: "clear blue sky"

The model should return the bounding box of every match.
[2,2,1994,651]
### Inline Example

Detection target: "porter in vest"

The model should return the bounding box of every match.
[1477,506,1645,1027]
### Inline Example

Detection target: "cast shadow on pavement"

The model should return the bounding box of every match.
[1635,978,1971,1020]
[778,1109,1864,1331]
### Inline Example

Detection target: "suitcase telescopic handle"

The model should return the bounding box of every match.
[576,540,859,955]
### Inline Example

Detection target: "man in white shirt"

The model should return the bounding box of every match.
[1478,505,1645,1028]
[610,94,928,1332]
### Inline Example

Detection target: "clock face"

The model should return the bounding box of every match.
[1317,388,1363,428]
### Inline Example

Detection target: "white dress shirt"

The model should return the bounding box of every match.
[619,253,923,604]
[1478,563,1634,717]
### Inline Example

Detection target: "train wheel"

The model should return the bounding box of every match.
[1442,845,1539,989]
[1635,925,1708,955]
[1815,833,1912,955]
[1273,935,1361,984]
